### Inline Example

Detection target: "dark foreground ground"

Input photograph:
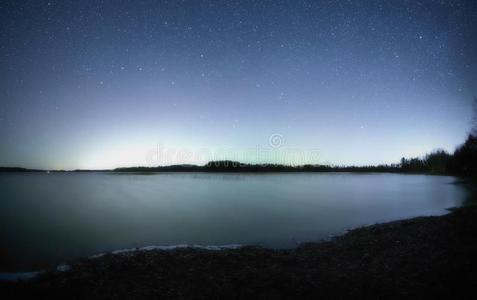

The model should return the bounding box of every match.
[2,207,477,299]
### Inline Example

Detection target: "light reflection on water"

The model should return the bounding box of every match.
[0,172,467,271]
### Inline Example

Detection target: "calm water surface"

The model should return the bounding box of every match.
[0,172,468,271]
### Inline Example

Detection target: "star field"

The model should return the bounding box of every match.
[0,0,476,169]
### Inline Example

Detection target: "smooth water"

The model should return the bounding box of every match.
[0,172,467,271]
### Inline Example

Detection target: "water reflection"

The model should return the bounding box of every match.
[0,172,467,271]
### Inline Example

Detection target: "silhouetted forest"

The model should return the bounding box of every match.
[109,135,477,176]
[399,134,477,175]
[108,135,477,176]
[114,98,477,177]
[110,160,400,173]
[399,98,477,175]
[2,135,477,177]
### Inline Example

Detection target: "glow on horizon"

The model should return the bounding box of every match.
[0,1,476,170]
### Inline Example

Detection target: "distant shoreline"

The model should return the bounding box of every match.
[0,160,452,175]
[3,134,477,176]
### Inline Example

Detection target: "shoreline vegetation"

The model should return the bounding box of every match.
[115,133,477,177]
[1,206,476,299]
[2,135,477,176]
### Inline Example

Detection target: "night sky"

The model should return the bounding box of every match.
[1,0,476,170]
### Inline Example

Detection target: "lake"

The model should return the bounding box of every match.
[0,172,468,272]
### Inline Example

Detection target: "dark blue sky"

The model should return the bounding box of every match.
[1,0,476,169]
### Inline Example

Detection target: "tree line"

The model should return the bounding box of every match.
[400,134,477,176]
[111,134,477,176]
[2,135,476,176]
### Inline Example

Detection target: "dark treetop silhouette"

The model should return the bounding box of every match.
[2,134,477,177]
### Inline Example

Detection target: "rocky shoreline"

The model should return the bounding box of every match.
[2,206,477,299]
